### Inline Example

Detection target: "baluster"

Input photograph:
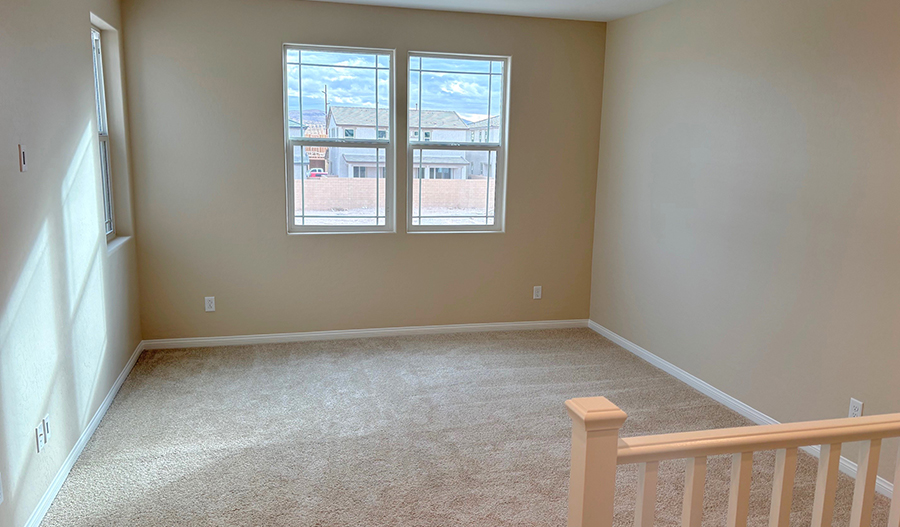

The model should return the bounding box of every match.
[850,439,882,527]
[769,448,798,527]
[634,461,658,527]
[683,457,707,527]
[727,452,753,527]
[889,442,900,527]
[812,443,842,527]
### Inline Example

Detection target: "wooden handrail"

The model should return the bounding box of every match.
[616,412,900,464]
[567,396,900,527]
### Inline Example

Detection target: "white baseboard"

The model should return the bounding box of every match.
[587,320,894,498]
[142,319,591,350]
[25,340,146,527]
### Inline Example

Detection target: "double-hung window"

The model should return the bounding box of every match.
[283,45,394,233]
[408,53,508,232]
[91,27,115,240]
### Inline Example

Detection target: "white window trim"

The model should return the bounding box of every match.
[92,26,116,241]
[282,44,396,234]
[406,51,510,233]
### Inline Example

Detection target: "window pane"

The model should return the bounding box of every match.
[287,48,390,139]
[410,149,496,226]
[91,28,108,135]
[408,55,502,144]
[420,56,491,74]
[285,46,393,233]
[293,145,386,226]
[99,140,114,234]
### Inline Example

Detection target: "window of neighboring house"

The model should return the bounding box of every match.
[430,167,451,179]
[284,45,394,233]
[91,27,115,240]
[408,53,508,231]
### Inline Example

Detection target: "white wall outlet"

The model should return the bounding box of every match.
[533,286,542,300]
[205,296,215,312]
[849,397,864,418]
[43,414,51,440]
[35,425,46,453]
[18,144,28,172]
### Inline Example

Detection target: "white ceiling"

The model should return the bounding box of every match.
[305,0,676,22]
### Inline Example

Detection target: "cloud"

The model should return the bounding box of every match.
[289,53,502,118]
[440,80,484,96]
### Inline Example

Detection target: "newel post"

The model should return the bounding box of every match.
[566,397,628,527]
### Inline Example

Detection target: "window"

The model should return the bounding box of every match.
[91,27,115,240]
[284,45,394,232]
[430,168,452,179]
[408,53,508,231]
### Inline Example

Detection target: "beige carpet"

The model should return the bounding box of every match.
[41,328,890,526]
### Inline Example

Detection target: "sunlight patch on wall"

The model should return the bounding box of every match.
[0,222,60,494]
[70,249,108,427]
[60,121,111,427]
[62,123,102,314]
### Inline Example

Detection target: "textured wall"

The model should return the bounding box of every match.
[122,0,606,339]
[0,1,142,525]
[592,0,900,480]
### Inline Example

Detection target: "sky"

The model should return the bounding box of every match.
[286,50,504,123]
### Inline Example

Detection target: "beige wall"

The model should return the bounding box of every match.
[122,0,606,339]
[592,0,900,479]
[0,0,142,524]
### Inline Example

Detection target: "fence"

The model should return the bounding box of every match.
[294,177,495,213]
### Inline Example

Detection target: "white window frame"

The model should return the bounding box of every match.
[91,26,116,241]
[282,44,395,234]
[407,51,509,233]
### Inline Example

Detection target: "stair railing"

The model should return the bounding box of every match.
[566,397,900,527]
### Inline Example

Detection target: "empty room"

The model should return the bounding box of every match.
[2,0,900,525]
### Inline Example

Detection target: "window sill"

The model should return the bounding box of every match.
[407,229,505,234]
[107,235,132,254]
[287,229,396,236]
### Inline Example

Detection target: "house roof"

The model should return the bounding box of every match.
[469,115,501,129]
[343,153,468,165]
[329,106,469,129]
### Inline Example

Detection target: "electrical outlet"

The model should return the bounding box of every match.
[43,414,51,440]
[849,398,864,418]
[205,296,215,312]
[18,144,27,172]
[533,286,542,300]
[35,425,46,453]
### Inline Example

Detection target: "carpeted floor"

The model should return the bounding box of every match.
[41,328,890,526]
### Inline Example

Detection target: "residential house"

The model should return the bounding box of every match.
[323,106,471,179]
[465,115,502,178]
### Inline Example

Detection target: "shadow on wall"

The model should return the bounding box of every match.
[0,122,114,525]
